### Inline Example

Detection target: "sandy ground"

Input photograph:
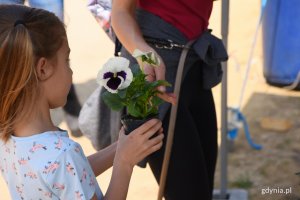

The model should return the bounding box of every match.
[1,0,300,199]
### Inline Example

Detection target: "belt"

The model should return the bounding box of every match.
[144,36,188,50]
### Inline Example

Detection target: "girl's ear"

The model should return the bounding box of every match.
[36,57,54,81]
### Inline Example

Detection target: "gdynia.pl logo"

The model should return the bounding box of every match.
[261,187,292,195]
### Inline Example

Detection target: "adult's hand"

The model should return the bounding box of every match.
[137,49,177,105]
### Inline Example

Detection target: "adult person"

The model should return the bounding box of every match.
[111,0,227,199]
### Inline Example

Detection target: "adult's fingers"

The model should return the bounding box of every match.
[154,62,166,92]
[157,92,177,105]
[144,65,155,82]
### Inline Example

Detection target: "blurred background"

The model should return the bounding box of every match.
[1,0,300,199]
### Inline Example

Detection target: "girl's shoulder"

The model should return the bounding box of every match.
[11,129,76,152]
[0,131,100,199]
[1,130,83,172]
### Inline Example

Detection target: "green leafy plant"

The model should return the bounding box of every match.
[97,50,171,119]
[230,174,253,189]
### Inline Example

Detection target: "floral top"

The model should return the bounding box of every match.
[0,130,103,200]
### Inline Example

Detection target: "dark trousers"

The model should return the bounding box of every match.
[148,62,218,200]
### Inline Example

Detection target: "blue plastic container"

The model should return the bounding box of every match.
[262,0,300,88]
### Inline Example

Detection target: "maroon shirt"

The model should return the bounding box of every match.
[138,0,213,40]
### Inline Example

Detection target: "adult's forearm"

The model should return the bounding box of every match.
[87,142,117,177]
[111,1,152,54]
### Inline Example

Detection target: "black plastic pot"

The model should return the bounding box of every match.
[121,114,158,135]
[121,114,159,168]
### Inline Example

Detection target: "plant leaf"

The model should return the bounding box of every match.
[102,91,124,111]
[118,89,127,99]
[151,96,164,107]
[128,101,143,118]
[149,80,172,88]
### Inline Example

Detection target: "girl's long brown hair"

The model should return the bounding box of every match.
[0,4,66,142]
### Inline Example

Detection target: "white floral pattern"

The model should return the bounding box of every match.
[0,130,103,200]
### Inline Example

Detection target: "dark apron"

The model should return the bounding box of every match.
[121,8,228,120]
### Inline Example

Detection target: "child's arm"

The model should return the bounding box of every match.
[104,161,133,200]
[104,119,163,199]
[87,142,118,177]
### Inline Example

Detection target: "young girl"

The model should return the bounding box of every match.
[0,4,164,200]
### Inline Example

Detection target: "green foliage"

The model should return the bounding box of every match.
[141,55,156,65]
[230,174,253,189]
[102,67,171,119]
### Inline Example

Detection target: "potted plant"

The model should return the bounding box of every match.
[97,50,171,135]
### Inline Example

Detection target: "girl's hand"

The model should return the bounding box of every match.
[114,119,164,169]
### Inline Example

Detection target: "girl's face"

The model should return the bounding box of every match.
[44,38,73,109]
